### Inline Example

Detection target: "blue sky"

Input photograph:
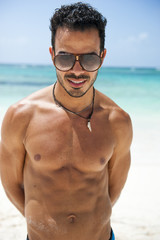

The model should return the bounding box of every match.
[0,0,159,67]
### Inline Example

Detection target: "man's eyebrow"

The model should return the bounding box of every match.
[87,51,98,55]
[57,51,70,55]
[57,51,98,55]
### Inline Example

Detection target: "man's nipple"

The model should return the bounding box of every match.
[34,154,41,161]
[100,157,106,165]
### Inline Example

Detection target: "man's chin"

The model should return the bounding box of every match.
[64,88,87,98]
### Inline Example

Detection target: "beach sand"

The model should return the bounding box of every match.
[112,164,160,240]
[0,115,160,240]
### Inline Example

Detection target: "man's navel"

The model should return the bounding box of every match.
[67,214,77,223]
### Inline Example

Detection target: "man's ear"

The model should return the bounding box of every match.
[101,48,107,64]
[49,47,55,59]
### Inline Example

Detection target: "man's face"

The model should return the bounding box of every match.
[50,27,106,98]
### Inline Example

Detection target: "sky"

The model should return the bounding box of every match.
[0,0,160,67]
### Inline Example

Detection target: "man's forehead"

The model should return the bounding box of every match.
[54,27,100,54]
[55,26,99,36]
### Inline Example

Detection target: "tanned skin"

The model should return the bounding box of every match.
[0,28,132,240]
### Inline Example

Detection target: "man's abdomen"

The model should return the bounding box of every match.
[24,165,112,240]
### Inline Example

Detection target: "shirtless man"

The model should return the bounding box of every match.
[0,2,132,240]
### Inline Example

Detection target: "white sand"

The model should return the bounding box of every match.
[0,114,160,239]
[111,164,160,240]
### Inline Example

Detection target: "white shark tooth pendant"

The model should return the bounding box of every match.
[87,120,92,132]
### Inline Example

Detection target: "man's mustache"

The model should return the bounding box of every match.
[65,74,90,80]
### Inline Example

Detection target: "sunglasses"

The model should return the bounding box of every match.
[53,52,103,72]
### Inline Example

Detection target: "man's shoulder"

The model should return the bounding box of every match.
[2,85,53,131]
[96,89,132,131]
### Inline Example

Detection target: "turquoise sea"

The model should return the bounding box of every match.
[0,64,160,114]
[0,64,160,164]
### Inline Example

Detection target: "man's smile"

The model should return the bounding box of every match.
[67,79,87,88]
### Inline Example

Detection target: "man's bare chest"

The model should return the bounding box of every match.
[24,111,114,172]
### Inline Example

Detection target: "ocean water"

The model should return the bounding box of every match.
[1,64,160,114]
[0,64,160,163]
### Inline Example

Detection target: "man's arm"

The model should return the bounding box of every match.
[0,103,29,216]
[108,108,133,207]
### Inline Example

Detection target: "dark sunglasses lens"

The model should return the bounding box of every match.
[81,54,101,71]
[54,55,75,71]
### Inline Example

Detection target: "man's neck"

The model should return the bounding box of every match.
[53,81,94,113]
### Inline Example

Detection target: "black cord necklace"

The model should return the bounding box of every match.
[52,83,95,131]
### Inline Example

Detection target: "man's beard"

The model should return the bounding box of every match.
[56,71,98,98]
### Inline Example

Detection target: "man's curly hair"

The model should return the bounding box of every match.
[50,2,107,52]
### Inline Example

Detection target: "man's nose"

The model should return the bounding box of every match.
[72,59,83,72]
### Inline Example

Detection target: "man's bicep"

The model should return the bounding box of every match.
[0,105,26,186]
[0,138,26,215]
[108,148,131,206]
[108,109,133,205]
[0,141,25,185]
[108,150,131,189]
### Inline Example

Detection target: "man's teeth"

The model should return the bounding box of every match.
[69,80,85,84]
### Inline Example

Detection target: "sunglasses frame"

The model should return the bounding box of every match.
[53,52,104,72]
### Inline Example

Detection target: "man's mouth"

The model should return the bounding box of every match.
[67,79,87,88]
[65,74,89,88]
[69,79,86,84]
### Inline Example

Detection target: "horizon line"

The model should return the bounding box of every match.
[0,62,159,70]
